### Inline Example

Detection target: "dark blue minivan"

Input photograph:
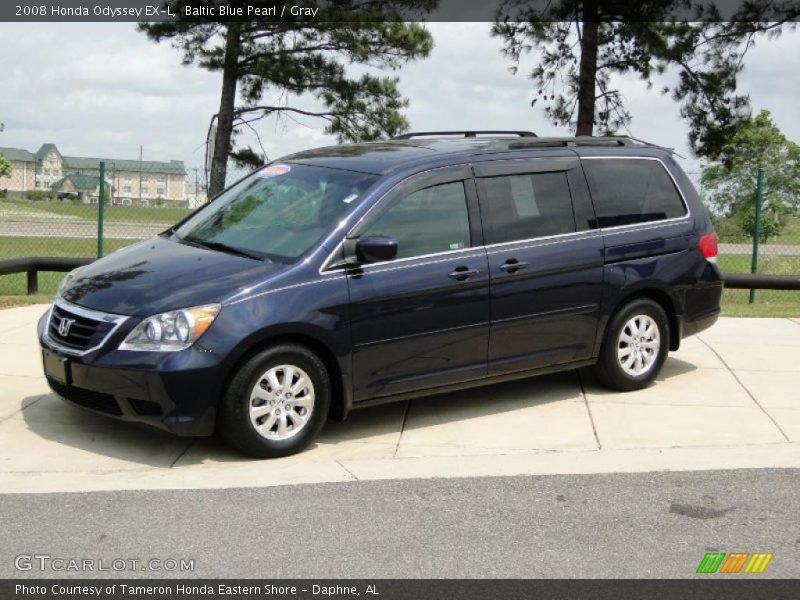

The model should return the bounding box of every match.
[39,133,722,457]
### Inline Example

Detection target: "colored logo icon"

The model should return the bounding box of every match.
[697,552,773,574]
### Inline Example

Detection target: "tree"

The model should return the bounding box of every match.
[701,110,800,242]
[0,122,11,179]
[492,1,798,157]
[141,1,434,195]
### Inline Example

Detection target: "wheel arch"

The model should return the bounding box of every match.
[602,286,682,352]
[221,325,351,422]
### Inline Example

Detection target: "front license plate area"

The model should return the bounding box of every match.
[43,349,71,386]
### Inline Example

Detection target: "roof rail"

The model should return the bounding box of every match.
[393,130,537,139]
[499,136,668,151]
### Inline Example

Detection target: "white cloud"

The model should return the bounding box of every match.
[0,20,798,179]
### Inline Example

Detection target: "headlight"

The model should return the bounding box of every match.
[119,304,221,352]
[56,266,85,298]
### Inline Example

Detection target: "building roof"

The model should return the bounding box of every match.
[3,143,186,175]
[52,173,100,192]
[36,143,62,161]
[63,155,186,175]
[0,146,35,161]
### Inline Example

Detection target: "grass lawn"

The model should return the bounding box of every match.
[717,254,800,276]
[0,199,190,225]
[717,251,800,316]
[0,236,137,297]
[715,215,800,245]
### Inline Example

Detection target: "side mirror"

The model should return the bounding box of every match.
[355,235,398,263]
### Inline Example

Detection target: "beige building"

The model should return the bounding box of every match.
[0,143,186,206]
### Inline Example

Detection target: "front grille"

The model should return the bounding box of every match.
[47,304,116,351]
[48,377,122,416]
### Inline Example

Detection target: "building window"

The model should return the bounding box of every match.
[157,174,166,183]
[156,187,166,197]
[123,185,132,194]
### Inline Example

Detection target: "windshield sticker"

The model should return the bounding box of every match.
[257,164,291,178]
[342,193,359,204]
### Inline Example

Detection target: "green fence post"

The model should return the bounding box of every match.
[97,161,105,258]
[749,167,765,304]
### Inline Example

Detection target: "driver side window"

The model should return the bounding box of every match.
[360,181,471,260]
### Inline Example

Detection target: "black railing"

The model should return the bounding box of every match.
[722,273,800,291]
[0,257,93,295]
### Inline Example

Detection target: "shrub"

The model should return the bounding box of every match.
[711,215,749,243]
[25,190,56,202]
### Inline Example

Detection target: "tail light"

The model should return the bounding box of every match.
[699,232,718,263]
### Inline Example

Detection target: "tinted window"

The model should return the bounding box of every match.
[480,172,575,244]
[361,181,470,259]
[583,159,687,228]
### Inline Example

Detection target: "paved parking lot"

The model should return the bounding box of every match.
[0,304,798,494]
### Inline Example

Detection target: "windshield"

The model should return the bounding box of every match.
[173,163,377,263]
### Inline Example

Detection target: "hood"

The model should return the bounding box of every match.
[61,236,284,316]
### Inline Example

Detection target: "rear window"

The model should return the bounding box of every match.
[480,172,576,244]
[583,159,687,228]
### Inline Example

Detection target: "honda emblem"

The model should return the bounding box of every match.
[57,317,75,337]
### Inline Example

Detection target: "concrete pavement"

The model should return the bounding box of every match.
[0,304,798,495]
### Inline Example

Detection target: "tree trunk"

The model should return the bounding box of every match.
[576,4,599,137]
[209,22,242,197]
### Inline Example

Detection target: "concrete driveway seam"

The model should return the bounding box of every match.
[697,334,791,442]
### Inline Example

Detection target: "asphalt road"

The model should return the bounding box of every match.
[2,469,798,579]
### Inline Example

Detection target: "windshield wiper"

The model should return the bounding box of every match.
[182,236,266,261]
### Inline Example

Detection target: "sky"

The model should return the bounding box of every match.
[1,21,799,181]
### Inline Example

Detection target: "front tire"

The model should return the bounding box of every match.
[593,298,669,391]
[220,344,331,458]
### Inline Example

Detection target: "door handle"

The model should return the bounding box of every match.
[500,259,529,273]
[448,266,479,281]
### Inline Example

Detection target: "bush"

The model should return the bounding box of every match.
[736,200,789,243]
[710,215,749,243]
[25,190,56,202]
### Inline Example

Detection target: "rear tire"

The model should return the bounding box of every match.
[220,344,330,458]
[593,298,669,392]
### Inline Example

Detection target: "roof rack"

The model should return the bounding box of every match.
[499,136,668,151]
[393,130,537,139]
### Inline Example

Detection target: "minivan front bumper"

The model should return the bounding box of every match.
[38,308,220,436]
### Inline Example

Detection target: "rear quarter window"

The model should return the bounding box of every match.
[583,158,687,228]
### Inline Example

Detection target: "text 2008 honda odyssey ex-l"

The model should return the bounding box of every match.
[39,133,723,457]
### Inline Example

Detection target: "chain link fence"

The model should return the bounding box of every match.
[0,153,798,316]
[0,157,250,297]
[711,168,800,316]
[716,227,800,315]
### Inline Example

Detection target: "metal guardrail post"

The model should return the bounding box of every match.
[749,166,765,304]
[26,270,38,295]
[97,161,105,259]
